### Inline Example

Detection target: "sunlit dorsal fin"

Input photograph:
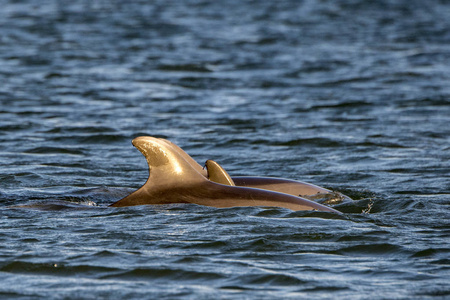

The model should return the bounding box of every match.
[132,136,206,187]
[205,160,235,186]
[158,138,207,176]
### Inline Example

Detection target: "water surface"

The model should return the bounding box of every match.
[0,0,449,299]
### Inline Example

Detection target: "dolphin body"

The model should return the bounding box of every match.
[160,138,351,203]
[110,137,341,213]
[204,159,349,205]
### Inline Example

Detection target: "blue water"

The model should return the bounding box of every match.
[1,0,449,298]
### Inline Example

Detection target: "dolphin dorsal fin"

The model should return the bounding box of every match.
[205,160,235,186]
[158,138,207,176]
[133,136,207,187]
[110,136,208,207]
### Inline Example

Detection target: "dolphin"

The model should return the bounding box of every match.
[110,137,342,213]
[157,138,351,203]
[204,159,350,205]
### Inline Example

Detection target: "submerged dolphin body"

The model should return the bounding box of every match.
[159,138,351,202]
[110,137,341,213]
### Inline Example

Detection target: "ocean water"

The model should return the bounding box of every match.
[0,0,449,299]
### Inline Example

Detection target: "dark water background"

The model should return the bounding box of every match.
[1,0,449,298]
